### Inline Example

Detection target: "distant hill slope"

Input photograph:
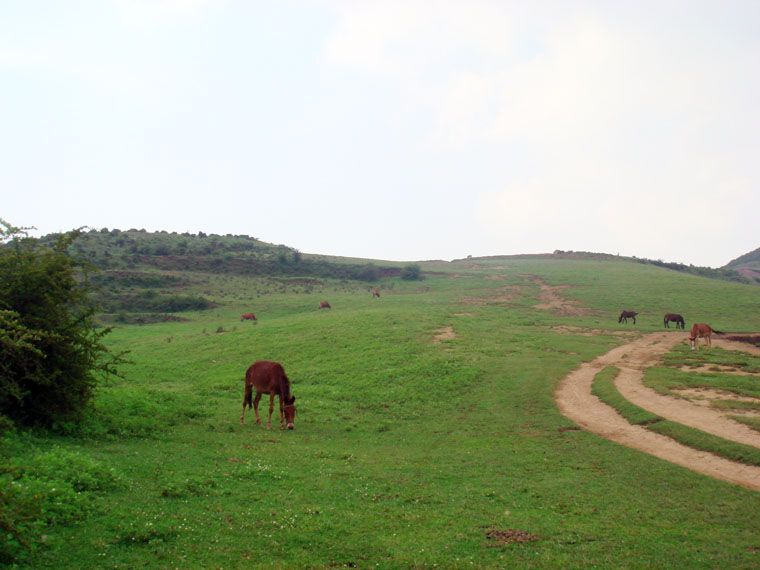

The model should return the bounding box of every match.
[24,228,410,319]
[724,246,760,284]
[38,228,401,282]
[455,250,753,285]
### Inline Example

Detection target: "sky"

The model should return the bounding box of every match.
[1,0,758,267]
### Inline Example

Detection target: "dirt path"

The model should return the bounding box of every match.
[556,332,760,491]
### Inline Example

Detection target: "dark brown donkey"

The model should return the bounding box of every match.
[371,287,381,298]
[240,361,297,429]
[618,310,638,324]
[319,300,331,309]
[663,313,685,329]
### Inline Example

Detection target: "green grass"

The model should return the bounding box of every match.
[591,366,660,425]
[731,416,760,433]
[645,366,760,400]
[591,367,760,468]
[663,345,760,374]
[5,258,760,568]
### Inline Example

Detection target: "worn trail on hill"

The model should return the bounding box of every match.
[556,332,760,491]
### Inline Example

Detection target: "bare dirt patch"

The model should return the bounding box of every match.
[432,326,457,343]
[485,528,539,545]
[529,277,592,317]
[678,365,760,377]
[552,325,638,339]
[556,332,760,491]
[672,387,760,405]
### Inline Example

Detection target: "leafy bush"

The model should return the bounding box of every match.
[0,221,124,427]
[400,264,423,281]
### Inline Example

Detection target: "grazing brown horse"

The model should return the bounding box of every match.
[241,361,297,429]
[371,287,381,298]
[319,300,331,309]
[618,310,638,324]
[689,323,724,351]
[240,313,257,322]
[664,313,685,329]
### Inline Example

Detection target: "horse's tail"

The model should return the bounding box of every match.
[712,328,725,335]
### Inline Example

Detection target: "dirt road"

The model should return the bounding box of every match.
[556,332,760,491]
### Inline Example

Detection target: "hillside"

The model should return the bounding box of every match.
[724,246,760,283]
[456,250,753,285]
[5,251,760,568]
[41,228,401,281]
[30,228,414,320]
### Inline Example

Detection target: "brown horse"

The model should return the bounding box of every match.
[319,300,331,309]
[689,323,724,351]
[241,361,296,429]
[240,313,257,322]
[371,287,381,298]
[664,313,685,329]
[618,310,638,324]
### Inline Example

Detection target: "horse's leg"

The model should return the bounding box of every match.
[241,382,253,424]
[253,393,263,426]
[267,393,275,429]
[279,397,285,429]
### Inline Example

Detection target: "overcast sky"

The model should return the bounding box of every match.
[2,1,758,266]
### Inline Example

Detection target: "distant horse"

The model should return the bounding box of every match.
[371,287,381,298]
[240,313,257,322]
[241,361,297,429]
[664,313,685,329]
[689,323,724,351]
[319,300,331,309]
[618,310,638,324]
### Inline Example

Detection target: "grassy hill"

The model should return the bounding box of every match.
[725,246,760,284]
[35,228,417,321]
[4,240,760,567]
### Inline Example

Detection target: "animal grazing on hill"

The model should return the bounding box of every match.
[371,287,381,298]
[241,360,297,429]
[618,310,638,324]
[663,313,685,329]
[240,313,257,322]
[689,323,724,351]
[319,300,331,309]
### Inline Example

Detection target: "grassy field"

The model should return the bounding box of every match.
[4,258,760,568]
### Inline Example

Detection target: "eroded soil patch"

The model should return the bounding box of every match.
[529,277,592,317]
[432,326,457,343]
[485,528,539,545]
[552,325,638,339]
[678,365,760,377]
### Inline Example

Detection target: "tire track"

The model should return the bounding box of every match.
[556,332,760,491]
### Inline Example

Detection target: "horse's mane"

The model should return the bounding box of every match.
[279,371,293,403]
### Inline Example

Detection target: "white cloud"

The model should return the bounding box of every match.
[113,0,219,28]
[321,1,760,265]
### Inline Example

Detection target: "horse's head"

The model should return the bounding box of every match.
[283,396,297,430]
[689,336,696,350]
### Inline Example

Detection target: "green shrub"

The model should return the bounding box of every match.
[0,221,124,427]
[401,264,423,281]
